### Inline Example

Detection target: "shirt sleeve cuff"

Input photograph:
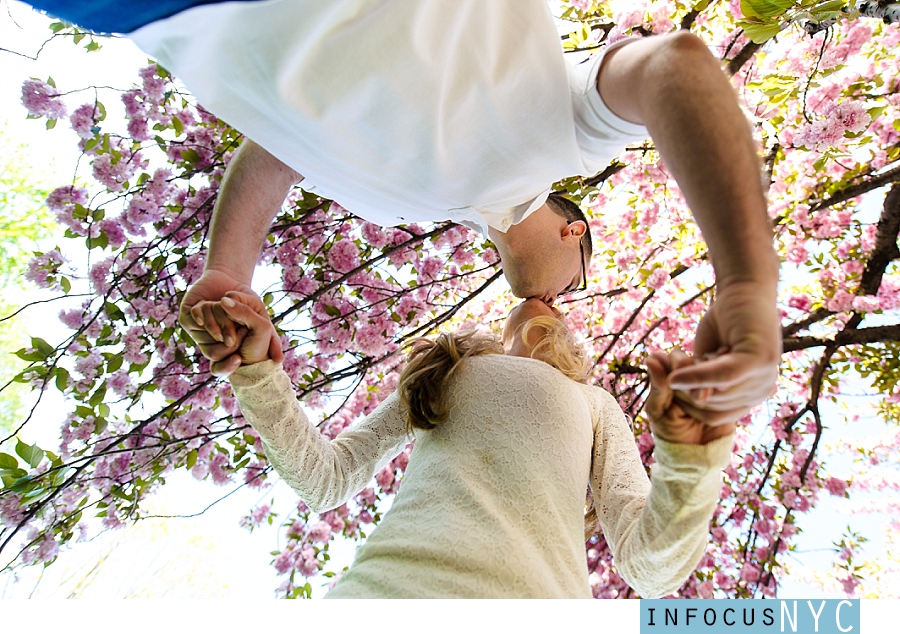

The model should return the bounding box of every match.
[228,359,284,387]
[653,432,735,472]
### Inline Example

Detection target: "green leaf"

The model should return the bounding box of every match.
[16,439,44,469]
[90,231,109,250]
[89,383,107,408]
[323,304,341,318]
[72,33,85,44]
[93,417,108,434]
[45,118,57,130]
[85,40,101,53]
[186,449,198,470]
[104,302,126,322]
[741,20,783,44]
[1,469,28,484]
[49,21,66,34]
[15,348,45,362]
[172,115,184,137]
[812,0,848,15]
[32,337,55,359]
[0,453,18,470]
[107,355,123,373]
[180,148,201,164]
[55,367,70,392]
[740,0,795,20]
[60,276,71,294]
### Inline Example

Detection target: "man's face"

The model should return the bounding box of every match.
[488,203,587,304]
[498,235,584,304]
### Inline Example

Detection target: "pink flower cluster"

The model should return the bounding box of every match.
[25,249,67,290]
[69,103,100,139]
[21,79,67,119]
[793,101,872,152]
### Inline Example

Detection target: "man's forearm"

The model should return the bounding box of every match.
[206,139,303,284]
[598,33,779,290]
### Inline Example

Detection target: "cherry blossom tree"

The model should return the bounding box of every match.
[1,0,899,599]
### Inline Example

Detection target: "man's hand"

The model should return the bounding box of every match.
[209,292,281,374]
[179,269,282,375]
[667,281,781,424]
[646,349,736,446]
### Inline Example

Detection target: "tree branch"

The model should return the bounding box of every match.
[810,163,900,213]
[783,324,900,352]
[727,41,761,76]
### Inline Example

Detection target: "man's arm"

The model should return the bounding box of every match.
[597,32,781,422]
[179,139,302,373]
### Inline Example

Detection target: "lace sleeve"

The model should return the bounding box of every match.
[588,386,733,598]
[229,360,411,512]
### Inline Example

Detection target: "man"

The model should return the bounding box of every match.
[25,0,781,423]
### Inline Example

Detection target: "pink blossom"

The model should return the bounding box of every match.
[787,294,812,311]
[834,101,871,135]
[328,238,361,273]
[711,526,728,543]
[107,369,134,398]
[69,103,100,139]
[417,256,444,284]
[740,562,761,583]
[209,451,232,485]
[309,521,331,543]
[825,477,848,497]
[58,307,86,330]
[647,268,669,290]
[98,217,128,249]
[839,575,860,596]
[91,143,148,192]
[361,221,390,248]
[354,323,391,357]
[21,79,67,119]
[25,250,67,290]
[139,65,167,102]
[375,465,395,492]
[356,487,377,506]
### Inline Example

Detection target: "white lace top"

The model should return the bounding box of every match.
[229,355,732,599]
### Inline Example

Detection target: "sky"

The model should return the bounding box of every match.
[0,0,898,602]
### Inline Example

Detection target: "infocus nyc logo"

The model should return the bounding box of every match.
[640,599,860,634]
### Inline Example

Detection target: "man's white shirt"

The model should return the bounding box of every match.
[132,0,648,234]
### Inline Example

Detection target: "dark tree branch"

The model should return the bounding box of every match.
[681,10,700,30]
[809,163,900,213]
[858,182,900,295]
[727,41,761,76]
[783,324,900,352]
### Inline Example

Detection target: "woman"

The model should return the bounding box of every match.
[208,293,734,598]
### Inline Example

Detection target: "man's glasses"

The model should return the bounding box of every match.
[559,231,587,297]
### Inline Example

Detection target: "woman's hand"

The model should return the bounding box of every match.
[645,349,736,446]
[200,291,283,375]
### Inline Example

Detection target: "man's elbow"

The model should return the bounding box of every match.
[644,31,720,82]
